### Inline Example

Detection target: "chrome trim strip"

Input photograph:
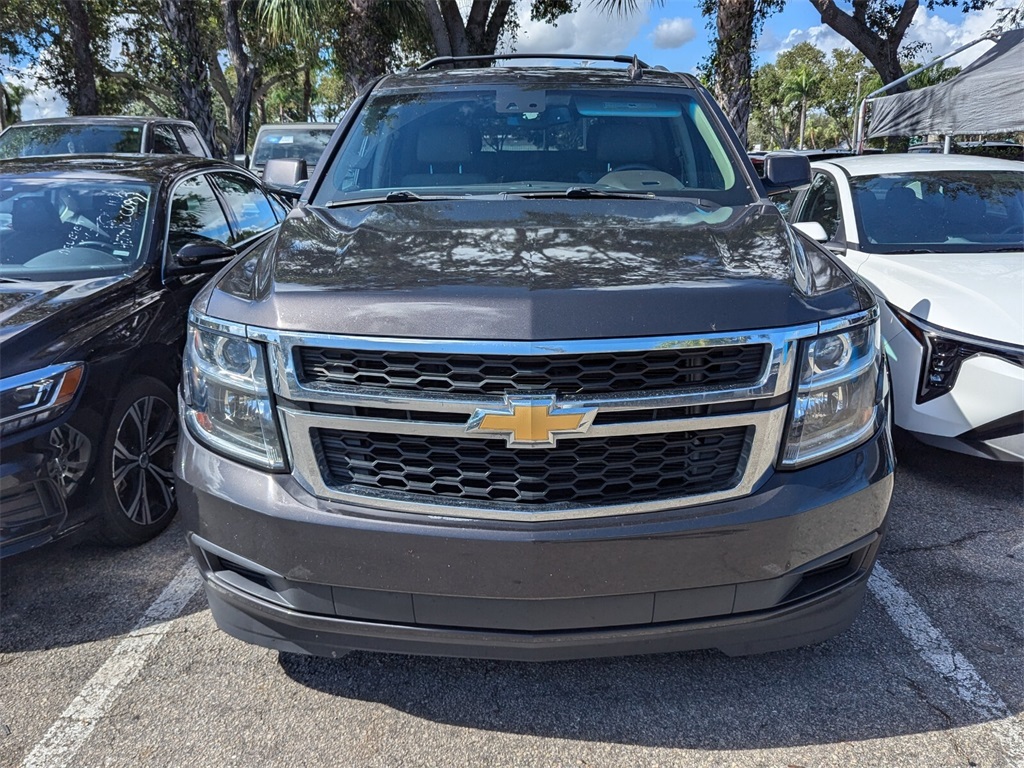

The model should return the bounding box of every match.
[279,405,775,441]
[817,305,878,335]
[189,309,247,339]
[278,406,788,522]
[252,324,819,409]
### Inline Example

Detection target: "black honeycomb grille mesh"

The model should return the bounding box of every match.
[297,345,766,396]
[316,427,749,506]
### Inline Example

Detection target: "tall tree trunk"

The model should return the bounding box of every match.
[222,0,257,157]
[712,0,755,147]
[423,0,514,63]
[61,0,100,114]
[810,0,915,91]
[334,0,391,94]
[158,0,218,155]
[302,64,312,121]
[798,95,807,149]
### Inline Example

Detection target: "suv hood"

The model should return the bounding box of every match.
[204,199,868,340]
[855,251,1024,345]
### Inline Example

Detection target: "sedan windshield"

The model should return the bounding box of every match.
[312,86,749,207]
[0,124,144,158]
[850,171,1024,253]
[0,178,153,280]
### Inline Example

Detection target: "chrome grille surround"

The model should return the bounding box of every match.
[245,324,829,521]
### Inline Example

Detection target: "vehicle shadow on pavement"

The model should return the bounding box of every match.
[0,517,202,654]
[275,614,1010,750]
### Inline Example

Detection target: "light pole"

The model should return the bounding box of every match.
[852,70,865,148]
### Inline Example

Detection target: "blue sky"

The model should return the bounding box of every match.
[4,0,1016,120]
[515,0,1014,72]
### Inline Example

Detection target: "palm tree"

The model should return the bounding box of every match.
[782,64,819,149]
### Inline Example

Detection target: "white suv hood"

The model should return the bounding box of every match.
[854,250,1024,345]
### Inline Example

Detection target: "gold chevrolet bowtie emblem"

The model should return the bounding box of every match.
[467,395,597,448]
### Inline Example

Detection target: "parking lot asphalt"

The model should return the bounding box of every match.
[1,429,1021,768]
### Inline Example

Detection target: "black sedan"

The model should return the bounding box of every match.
[0,155,285,557]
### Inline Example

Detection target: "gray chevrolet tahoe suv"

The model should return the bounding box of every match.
[175,55,894,660]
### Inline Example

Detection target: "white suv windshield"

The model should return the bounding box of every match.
[850,171,1024,253]
[313,86,749,206]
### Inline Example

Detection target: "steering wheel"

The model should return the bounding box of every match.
[999,223,1023,235]
[77,240,115,251]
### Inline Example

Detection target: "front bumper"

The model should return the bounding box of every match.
[0,438,68,558]
[177,419,894,659]
[886,326,1024,461]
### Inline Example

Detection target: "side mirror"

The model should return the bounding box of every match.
[166,241,237,276]
[762,153,811,196]
[792,221,829,243]
[263,158,307,200]
[232,153,249,168]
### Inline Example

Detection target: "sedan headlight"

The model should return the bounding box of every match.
[182,313,285,469]
[0,362,85,437]
[781,317,884,467]
[891,305,1024,403]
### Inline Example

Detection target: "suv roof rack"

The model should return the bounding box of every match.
[416,53,653,71]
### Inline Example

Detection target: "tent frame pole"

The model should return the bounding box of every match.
[854,31,1001,153]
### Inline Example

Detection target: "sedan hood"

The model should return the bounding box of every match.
[204,199,867,340]
[855,251,1024,345]
[0,276,127,375]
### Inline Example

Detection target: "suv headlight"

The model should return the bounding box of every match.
[891,305,1024,403]
[781,316,884,467]
[0,362,85,437]
[182,313,285,469]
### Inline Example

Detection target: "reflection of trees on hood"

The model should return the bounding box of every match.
[268,203,807,292]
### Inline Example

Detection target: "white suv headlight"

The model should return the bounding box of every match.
[781,317,884,467]
[182,312,285,469]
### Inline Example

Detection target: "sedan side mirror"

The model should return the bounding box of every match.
[763,153,811,196]
[263,158,307,200]
[166,241,237,276]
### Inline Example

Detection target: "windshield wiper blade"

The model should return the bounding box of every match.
[325,191,464,208]
[511,186,655,200]
[0,276,29,283]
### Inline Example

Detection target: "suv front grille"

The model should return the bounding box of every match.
[297,344,767,395]
[316,427,749,506]
[260,326,807,520]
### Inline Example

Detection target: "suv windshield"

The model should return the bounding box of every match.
[0,178,153,280]
[0,124,144,158]
[252,127,335,169]
[851,171,1024,253]
[312,86,749,206]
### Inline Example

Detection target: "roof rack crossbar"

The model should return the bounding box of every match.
[417,53,653,71]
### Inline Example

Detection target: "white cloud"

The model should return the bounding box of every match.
[767,1,1016,67]
[652,17,697,50]
[508,5,650,58]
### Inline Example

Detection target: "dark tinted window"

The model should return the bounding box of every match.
[151,124,181,154]
[168,175,231,251]
[312,86,746,206]
[175,126,208,157]
[209,173,278,243]
[797,173,841,241]
[0,124,143,157]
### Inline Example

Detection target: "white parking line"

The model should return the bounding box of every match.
[21,561,202,768]
[869,563,1024,764]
